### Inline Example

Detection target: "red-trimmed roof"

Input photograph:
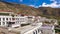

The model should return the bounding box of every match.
[0,9,13,12]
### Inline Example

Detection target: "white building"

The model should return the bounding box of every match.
[38,17,47,22]
[8,23,42,34]
[40,24,55,34]
[0,11,21,27]
[8,22,55,34]
[0,11,13,27]
[0,15,12,27]
[27,16,35,24]
[45,19,58,25]
[0,11,55,34]
[0,11,35,27]
[14,16,28,24]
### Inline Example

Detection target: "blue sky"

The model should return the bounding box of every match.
[1,0,60,8]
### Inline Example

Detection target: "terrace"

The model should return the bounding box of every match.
[8,23,42,34]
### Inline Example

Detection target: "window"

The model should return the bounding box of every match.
[6,18,8,20]
[3,18,5,21]
[36,30,37,34]
[9,18,11,20]
[41,30,43,33]
[0,22,1,25]
[0,18,1,21]
[33,32,35,34]
[16,22,17,24]
[17,21,19,23]
[18,18,19,20]
[16,21,19,24]
[3,22,5,25]
[12,18,15,20]
[20,18,24,22]
[38,29,40,33]
[12,22,15,24]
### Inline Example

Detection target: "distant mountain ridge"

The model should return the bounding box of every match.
[0,1,60,20]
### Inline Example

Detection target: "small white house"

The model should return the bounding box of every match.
[27,16,35,24]
[40,24,55,34]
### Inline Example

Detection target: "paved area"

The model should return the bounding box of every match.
[0,27,20,34]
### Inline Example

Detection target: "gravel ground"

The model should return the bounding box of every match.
[0,27,20,34]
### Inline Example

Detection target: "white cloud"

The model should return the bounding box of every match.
[29,0,60,8]
[41,1,60,8]
[29,5,35,7]
[29,5,41,8]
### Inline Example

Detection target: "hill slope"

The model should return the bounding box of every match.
[37,7,60,19]
[0,1,40,16]
[0,1,60,19]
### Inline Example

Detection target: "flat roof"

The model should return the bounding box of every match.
[40,24,54,29]
[8,23,42,34]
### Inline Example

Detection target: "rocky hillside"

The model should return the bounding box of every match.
[0,1,60,20]
[0,1,39,16]
[37,7,60,20]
